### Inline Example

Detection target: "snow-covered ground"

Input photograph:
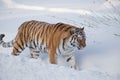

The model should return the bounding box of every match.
[0,0,120,80]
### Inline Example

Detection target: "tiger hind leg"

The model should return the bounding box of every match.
[12,41,25,56]
[29,48,40,58]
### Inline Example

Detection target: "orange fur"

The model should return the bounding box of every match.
[12,20,76,64]
[0,20,86,69]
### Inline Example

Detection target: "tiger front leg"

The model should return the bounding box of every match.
[48,49,57,64]
[64,54,76,69]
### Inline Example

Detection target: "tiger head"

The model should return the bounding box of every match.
[70,27,86,50]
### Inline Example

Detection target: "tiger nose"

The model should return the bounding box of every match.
[80,41,86,47]
[83,43,86,47]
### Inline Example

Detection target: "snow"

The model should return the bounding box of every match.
[0,0,120,80]
[0,52,117,80]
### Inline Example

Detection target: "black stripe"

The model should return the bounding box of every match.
[16,42,24,51]
[45,24,50,37]
[45,24,50,45]
[41,24,49,37]
[31,27,36,38]
[23,22,32,43]
[60,26,65,31]
[28,21,37,35]
[29,46,34,49]
[62,38,66,50]
[44,24,49,37]
[27,21,34,33]
[34,23,42,43]
[26,43,28,47]
[40,39,44,50]
[31,22,39,37]
[40,26,45,37]
[33,51,40,53]
[37,34,40,47]
[67,57,72,62]
[36,24,45,47]
[14,47,21,53]
[64,27,72,32]
[70,36,74,43]
[27,22,38,46]
[45,24,49,33]
[33,41,37,48]
[58,46,61,54]
[36,27,42,46]
[53,23,64,33]
[19,37,24,48]
[0,34,5,40]
[30,40,32,47]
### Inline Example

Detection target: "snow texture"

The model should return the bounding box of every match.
[0,0,120,80]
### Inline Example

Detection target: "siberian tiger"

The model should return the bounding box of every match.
[0,20,86,69]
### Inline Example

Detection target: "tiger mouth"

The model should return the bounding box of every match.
[77,46,84,50]
[77,46,81,50]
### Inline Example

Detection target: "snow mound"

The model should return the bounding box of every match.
[0,52,117,80]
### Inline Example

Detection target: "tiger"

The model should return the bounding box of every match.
[0,20,86,69]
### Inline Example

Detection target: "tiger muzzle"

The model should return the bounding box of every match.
[80,40,86,48]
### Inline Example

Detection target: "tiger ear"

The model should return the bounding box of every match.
[81,27,84,30]
[70,29,75,35]
[70,28,79,35]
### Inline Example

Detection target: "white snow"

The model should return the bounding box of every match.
[0,0,120,80]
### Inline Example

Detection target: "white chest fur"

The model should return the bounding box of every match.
[56,38,74,56]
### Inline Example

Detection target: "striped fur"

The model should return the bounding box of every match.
[0,20,86,69]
